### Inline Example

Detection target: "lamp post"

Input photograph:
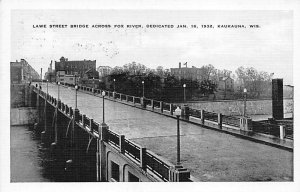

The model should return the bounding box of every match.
[174,106,182,166]
[75,85,78,109]
[93,77,95,94]
[101,91,106,124]
[113,79,116,92]
[142,81,145,97]
[243,88,247,117]
[58,81,60,101]
[183,84,186,103]
[46,79,49,95]
[40,68,42,88]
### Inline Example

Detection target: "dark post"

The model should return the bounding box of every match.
[119,135,125,153]
[176,115,180,166]
[218,113,222,129]
[272,79,283,119]
[140,147,147,170]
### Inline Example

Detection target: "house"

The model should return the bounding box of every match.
[170,63,204,81]
[218,76,234,92]
[97,66,112,78]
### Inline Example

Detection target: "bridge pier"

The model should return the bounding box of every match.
[50,106,59,152]
[33,91,46,132]
[41,100,53,144]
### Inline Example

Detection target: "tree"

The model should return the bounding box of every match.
[123,61,148,75]
[156,66,164,77]
[110,66,125,75]
[200,64,217,80]
[235,66,273,98]
[199,79,217,96]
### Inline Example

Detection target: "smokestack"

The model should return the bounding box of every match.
[179,62,181,69]
[41,68,43,80]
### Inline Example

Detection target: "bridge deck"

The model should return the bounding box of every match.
[41,83,293,181]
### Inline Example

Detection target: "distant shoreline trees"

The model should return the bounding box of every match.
[99,62,274,102]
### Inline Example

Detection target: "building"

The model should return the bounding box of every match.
[10,59,40,84]
[170,63,204,81]
[97,66,112,78]
[55,56,98,79]
[55,56,99,85]
[44,60,56,82]
[218,76,234,92]
[56,71,76,85]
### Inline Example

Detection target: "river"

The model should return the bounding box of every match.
[10,125,79,182]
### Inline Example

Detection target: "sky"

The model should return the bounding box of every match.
[11,10,293,85]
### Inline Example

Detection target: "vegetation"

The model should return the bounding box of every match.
[98,62,274,102]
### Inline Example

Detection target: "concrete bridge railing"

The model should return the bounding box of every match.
[72,84,292,141]
[31,85,192,182]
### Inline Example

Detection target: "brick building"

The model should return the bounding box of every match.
[55,56,98,79]
[170,63,204,81]
[10,59,40,83]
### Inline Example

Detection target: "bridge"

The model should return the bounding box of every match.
[31,82,292,182]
